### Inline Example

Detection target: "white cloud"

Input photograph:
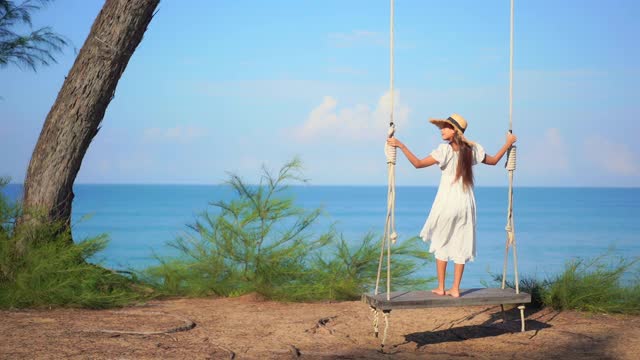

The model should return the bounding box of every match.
[520,128,569,173]
[143,125,208,144]
[292,91,410,143]
[514,129,640,185]
[584,136,640,176]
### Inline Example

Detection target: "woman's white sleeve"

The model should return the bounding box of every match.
[473,143,486,165]
[430,144,449,169]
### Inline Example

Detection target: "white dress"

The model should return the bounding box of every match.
[419,143,486,264]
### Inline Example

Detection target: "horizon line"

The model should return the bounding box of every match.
[6,183,640,189]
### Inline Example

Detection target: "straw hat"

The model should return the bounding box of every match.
[429,113,474,145]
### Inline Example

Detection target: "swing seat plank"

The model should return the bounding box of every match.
[363,288,531,311]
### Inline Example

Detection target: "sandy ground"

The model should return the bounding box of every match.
[1,294,639,359]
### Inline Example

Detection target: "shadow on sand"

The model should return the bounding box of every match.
[399,305,552,348]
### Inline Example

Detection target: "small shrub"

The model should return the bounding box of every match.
[544,255,640,314]
[0,178,144,309]
[143,159,432,301]
[491,274,548,309]
[298,233,432,301]
[496,253,640,314]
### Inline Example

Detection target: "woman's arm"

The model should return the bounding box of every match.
[483,132,517,166]
[387,138,438,168]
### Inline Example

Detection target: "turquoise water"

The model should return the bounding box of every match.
[4,185,639,288]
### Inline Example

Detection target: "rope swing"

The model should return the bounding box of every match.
[367,0,529,349]
[502,0,526,332]
[377,0,397,301]
[374,0,397,346]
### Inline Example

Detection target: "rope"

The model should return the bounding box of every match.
[509,0,514,132]
[389,0,395,127]
[502,0,520,295]
[371,307,379,337]
[376,0,397,301]
[381,311,391,349]
[518,305,526,332]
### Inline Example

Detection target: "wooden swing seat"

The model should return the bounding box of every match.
[363,288,531,311]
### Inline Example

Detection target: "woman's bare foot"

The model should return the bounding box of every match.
[446,288,460,298]
[431,288,446,296]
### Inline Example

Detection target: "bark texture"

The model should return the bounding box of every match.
[19,0,160,248]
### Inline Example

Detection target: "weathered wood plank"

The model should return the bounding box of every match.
[363,288,531,310]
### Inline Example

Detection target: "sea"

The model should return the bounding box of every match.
[3,184,639,288]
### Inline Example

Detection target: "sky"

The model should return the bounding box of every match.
[1,0,639,187]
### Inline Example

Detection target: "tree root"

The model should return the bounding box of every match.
[288,344,301,358]
[306,316,337,334]
[210,344,236,359]
[85,311,195,336]
[305,316,357,344]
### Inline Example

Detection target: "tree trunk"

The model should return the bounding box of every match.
[18,0,160,252]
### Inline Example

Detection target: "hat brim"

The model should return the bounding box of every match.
[428,118,475,145]
[429,118,464,134]
[429,118,453,129]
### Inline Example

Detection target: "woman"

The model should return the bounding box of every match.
[386,113,517,297]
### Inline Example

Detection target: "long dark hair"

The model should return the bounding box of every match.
[453,132,474,191]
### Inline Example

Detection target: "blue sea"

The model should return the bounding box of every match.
[3,185,639,288]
